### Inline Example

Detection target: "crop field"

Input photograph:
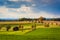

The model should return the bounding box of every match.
[0,21,60,40]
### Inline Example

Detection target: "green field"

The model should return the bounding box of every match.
[0,28,60,40]
[0,23,60,40]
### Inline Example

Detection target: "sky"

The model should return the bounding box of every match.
[0,0,60,19]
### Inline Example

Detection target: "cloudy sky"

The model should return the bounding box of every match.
[0,0,60,19]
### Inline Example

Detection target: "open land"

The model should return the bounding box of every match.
[0,21,60,40]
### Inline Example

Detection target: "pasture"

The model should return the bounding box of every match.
[0,21,60,40]
[0,28,60,40]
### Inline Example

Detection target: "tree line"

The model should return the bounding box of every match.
[0,17,60,21]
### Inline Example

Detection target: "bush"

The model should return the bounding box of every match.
[13,27,19,31]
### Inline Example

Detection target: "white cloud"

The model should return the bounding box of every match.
[0,5,59,19]
[8,0,20,1]
[22,0,32,2]
[41,0,51,3]
[8,0,32,2]
[0,6,19,18]
[31,4,36,7]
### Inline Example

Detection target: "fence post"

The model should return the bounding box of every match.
[21,25,24,32]
[31,24,36,31]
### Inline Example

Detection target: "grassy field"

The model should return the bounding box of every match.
[0,28,60,40]
[0,22,60,40]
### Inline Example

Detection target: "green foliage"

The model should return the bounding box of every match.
[6,25,11,31]
[13,27,19,31]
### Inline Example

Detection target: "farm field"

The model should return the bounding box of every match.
[0,22,60,40]
[0,28,60,40]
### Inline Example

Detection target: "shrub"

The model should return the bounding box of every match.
[13,27,19,31]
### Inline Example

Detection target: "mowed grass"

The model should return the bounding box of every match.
[0,28,60,40]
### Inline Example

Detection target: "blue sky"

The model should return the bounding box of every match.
[0,0,60,19]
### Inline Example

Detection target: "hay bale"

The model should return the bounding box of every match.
[44,23,49,27]
[51,22,53,25]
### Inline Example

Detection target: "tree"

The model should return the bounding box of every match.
[38,16,44,23]
[6,25,11,31]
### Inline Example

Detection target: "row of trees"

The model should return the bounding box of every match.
[0,17,60,22]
